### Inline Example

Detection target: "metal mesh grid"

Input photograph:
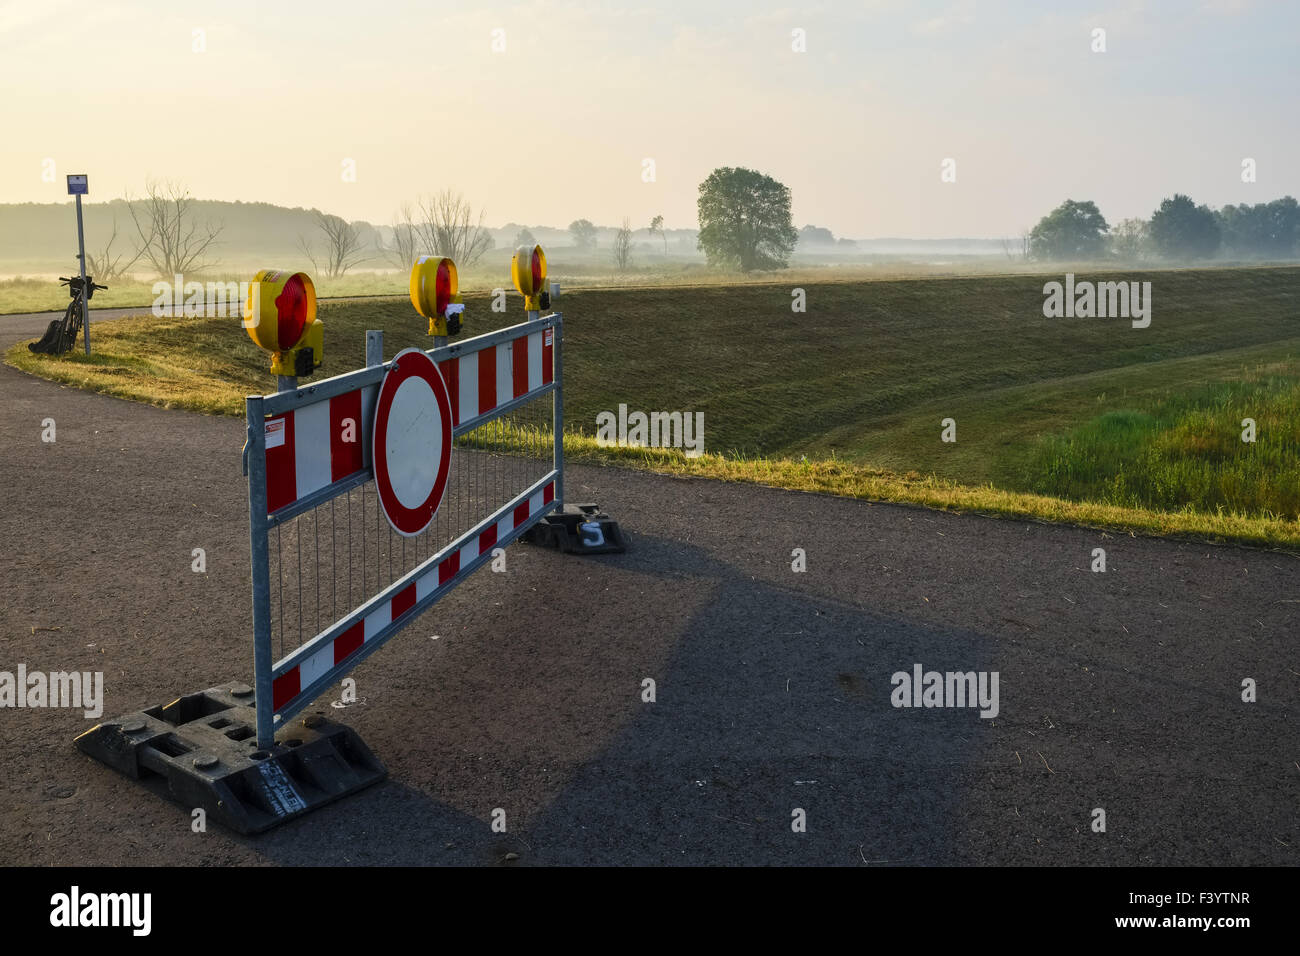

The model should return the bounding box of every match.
[267,393,554,661]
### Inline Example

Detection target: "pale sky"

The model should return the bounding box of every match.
[2,0,1297,238]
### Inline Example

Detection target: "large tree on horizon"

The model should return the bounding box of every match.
[696,167,798,271]
[1028,199,1109,260]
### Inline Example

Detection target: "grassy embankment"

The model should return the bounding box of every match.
[7,267,1299,549]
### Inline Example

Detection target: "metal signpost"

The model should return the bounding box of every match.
[66,174,90,354]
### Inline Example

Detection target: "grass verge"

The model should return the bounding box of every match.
[562,436,1300,552]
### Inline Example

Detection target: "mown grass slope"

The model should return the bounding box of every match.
[8,267,1299,543]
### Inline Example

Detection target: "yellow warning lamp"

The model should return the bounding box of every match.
[409,256,465,336]
[511,244,550,312]
[243,270,322,377]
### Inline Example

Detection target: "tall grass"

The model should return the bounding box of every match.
[1027,375,1300,518]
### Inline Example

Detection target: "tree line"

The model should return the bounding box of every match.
[84,172,1296,284]
[1024,195,1300,262]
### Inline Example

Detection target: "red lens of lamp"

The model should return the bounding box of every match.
[274,275,309,349]
[435,260,452,316]
[530,249,543,291]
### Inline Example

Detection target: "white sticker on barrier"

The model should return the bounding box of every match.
[265,418,286,449]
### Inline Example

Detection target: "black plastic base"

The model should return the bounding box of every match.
[74,683,386,835]
[523,503,628,554]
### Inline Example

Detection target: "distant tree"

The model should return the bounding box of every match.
[1108,217,1152,261]
[125,178,223,276]
[836,237,857,249]
[1217,197,1300,258]
[412,190,492,266]
[84,216,143,281]
[298,210,369,278]
[1148,194,1220,260]
[351,220,380,251]
[1028,199,1109,260]
[380,202,419,269]
[648,214,666,255]
[568,218,598,250]
[697,166,798,271]
[612,217,634,271]
[799,225,835,245]
[999,231,1034,261]
[514,227,536,248]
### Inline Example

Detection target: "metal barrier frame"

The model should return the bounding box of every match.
[244,314,563,747]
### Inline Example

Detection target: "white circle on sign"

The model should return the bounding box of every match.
[372,347,453,537]
[386,376,442,509]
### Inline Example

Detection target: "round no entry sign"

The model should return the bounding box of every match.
[372,348,453,536]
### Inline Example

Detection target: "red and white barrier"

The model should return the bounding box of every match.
[260,326,555,517]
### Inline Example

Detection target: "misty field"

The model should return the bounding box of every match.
[7,266,1300,545]
[0,258,1146,315]
[0,272,411,315]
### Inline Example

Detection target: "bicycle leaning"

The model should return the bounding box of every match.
[29,275,107,355]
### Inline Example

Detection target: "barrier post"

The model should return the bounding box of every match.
[247,394,276,749]
[517,293,626,554]
[553,314,564,508]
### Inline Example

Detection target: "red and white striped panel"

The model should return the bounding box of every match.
[436,326,553,429]
[263,326,553,516]
[263,386,377,516]
[271,480,555,713]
